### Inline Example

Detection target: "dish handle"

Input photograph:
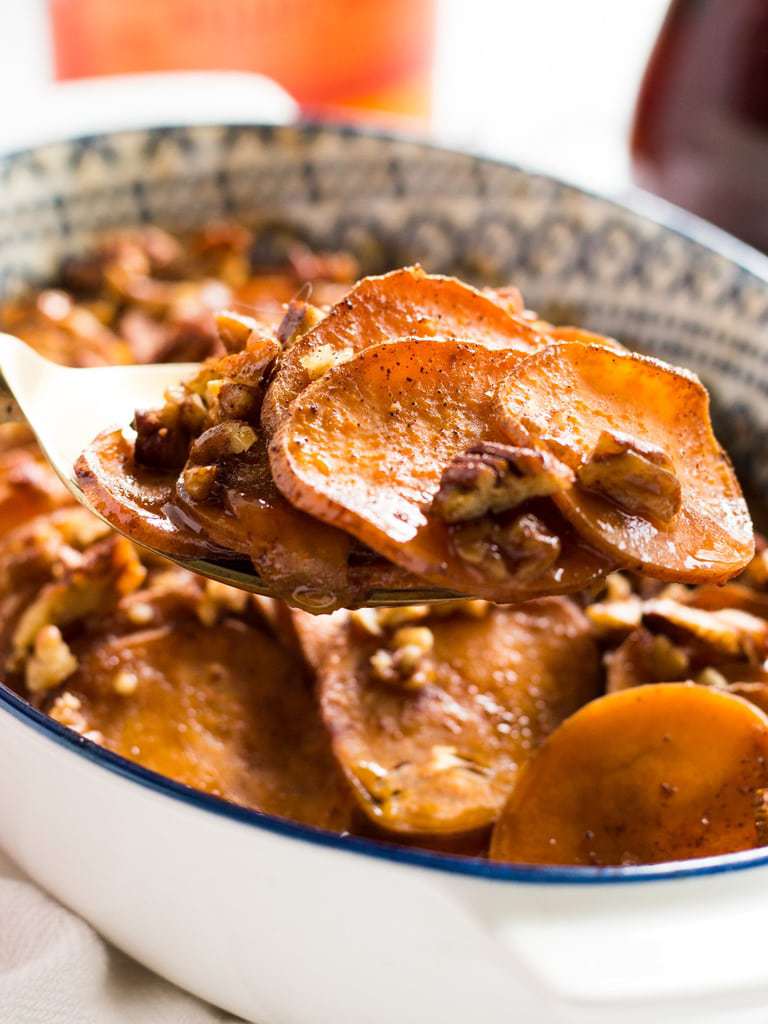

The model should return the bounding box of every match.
[451,869,768,1010]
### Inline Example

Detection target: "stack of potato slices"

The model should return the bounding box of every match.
[78,266,754,610]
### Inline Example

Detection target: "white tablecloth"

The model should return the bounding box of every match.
[0,850,244,1023]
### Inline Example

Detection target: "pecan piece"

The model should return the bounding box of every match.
[217,382,259,421]
[370,625,435,690]
[432,443,573,524]
[276,299,325,348]
[586,595,643,636]
[576,430,682,524]
[647,633,691,679]
[451,511,561,584]
[182,464,219,502]
[214,310,260,353]
[695,667,729,689]
[133,407,191,470]
[25,624,77,695]
[643,598,768,661]
[299,343,354,381]
[188,420,257,465]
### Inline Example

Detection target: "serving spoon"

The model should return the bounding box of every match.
[0,332,460,607]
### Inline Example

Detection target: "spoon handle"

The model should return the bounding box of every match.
[0,374,24,424]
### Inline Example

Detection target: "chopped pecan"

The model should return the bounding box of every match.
[695,667,729,689]
[133,407,191,470]
[217,382,258,421]
[648,633,691,679]
[643,598,768,661]
[576,430,682,524]
[451,511,561,584]
[276,299,325,348]
[350,607,385,637]
[11,535,145,670]
[48,691,89,731]
[351,600,490,643]
[34,289,123,360]
[214,310,260,353]
[177,392,208,434]
[299,343,354,381]
[188,421,257,465]
[586,596,643,635]
[499,513,562,583]
[370,624,435,690]
[432,443,573,524]
[189,221,251,256]
[25,624,77,694]
[182,464,219,502]
[351,605,429,637]
[212,337,281,390]
[603,572,633,601]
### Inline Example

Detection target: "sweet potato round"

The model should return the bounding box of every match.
[61,612,356,830]
[270,338,614,601]
[191,440,426,610]
[79,428,423,611]
[319,598,600,836]
[497,343,753,581]
[76,428,218,559]
[491,683,768,866]
[261,266,545,436]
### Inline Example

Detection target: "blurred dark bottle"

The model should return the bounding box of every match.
[632,0,768,252]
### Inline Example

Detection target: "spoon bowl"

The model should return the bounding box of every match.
[0,331,461,606]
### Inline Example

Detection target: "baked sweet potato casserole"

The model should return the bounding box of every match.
[3,223,768,867]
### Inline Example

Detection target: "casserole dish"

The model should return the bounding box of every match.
[3,122,768,1024]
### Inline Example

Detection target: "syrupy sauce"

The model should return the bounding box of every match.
[632,0,768,252]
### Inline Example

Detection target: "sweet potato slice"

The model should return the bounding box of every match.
[261,266,546,436]
[177,435,427,610]
[271,338,614,601]
[51,612,356,830]
[490,683,768,866]
[75,428,225,560]
[497,343,754,581]
[319,598,600,837]
[78,429,426,611]
[546,325,626,352]
[281,608,349,673]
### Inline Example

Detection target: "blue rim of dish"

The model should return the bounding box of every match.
[4,119,768,886]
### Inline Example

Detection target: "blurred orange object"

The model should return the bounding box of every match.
[49,0,436,122]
